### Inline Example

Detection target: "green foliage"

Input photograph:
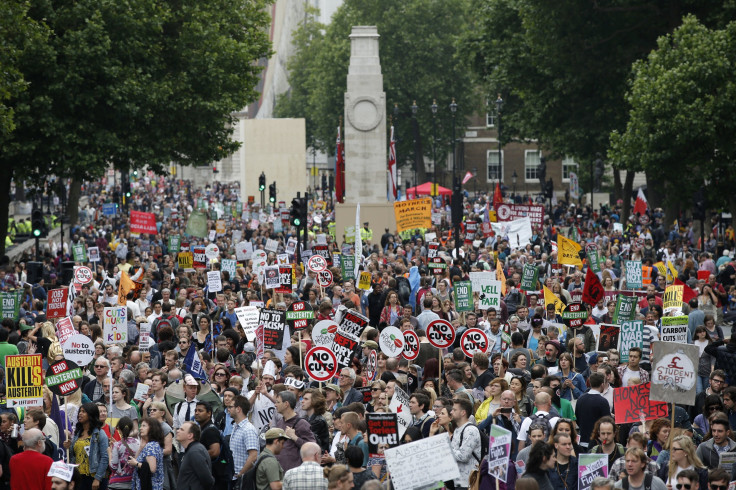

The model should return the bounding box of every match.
[609,15,736,206]
[275,0,475,170]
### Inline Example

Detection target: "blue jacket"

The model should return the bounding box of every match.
[555,371,586,400]
[70,427,109,481]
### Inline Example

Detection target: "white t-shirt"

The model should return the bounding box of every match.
[246,390,275,432]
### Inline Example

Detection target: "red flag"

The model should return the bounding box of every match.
[633,188,648,215]
[583,267,604,306]
[492,182,503,209]
[388,125,397,200]
[462,171,473,185]
[674,278,698,304]
[335,126,345,203]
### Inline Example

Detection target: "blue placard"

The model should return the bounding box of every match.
[102,203,118,216]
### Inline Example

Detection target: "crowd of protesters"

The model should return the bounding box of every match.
[0,173,736,490]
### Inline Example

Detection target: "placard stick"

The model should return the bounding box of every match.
[437,350,443,396]
[64,395,70,463]
[668,402,676,448]
[298,331,303,370]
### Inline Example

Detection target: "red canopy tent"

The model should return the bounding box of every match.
[406,182,452,199]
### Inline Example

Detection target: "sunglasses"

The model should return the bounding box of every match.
[371,388,381,392]
[215,373,227,377]
[94,365,106,369]
[179,341,188,345]
[676,485,691,490]
[710,486,728,490]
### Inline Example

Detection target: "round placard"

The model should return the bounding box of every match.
[205,243,220,259]
[308,255,328,272]
[46,359,84,396]
[426,319,456,349]
[305,346,339,382]
[460,328,490,358]
[379,326,405,358]
[312,320,338,347]
[402,330,420,361]
[317,269,333,287]
[365,349,378,381]
[62,334,95,367]
[74,266,93,284]
[562,302,588,329]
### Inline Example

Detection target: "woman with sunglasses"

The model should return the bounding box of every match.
[366,380,386,412]
[211,364,230,396]
[656,435,708,489]
[693,394,723,438]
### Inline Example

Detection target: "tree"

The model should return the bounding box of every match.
[0,0,271,257]
[609,15,736,219]
[460,0,726,213]
[275,0,475,185]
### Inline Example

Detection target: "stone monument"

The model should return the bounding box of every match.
[335,26,396,238]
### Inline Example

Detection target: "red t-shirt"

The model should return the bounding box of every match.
[10,449,53,490]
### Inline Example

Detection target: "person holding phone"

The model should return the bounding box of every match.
[478,390,521,460]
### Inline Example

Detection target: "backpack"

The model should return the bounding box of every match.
[622,473,653,490]
[525,412,554,444]
[240,452,275,490]
[459,424,489,462]
[155,315,174,339]
[214,429,235,482]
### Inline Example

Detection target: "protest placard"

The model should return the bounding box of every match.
[490,217,533,249]
[661,316,688,343]
[72,243,87,262]
[45,359,83,397]
[393,198,432,232]
[62,334,95,367]
[88,246,100,262]
[624,260,643,289]
[331,329,359,369]
[663,285,684,314]
[168,235,181,254]
[55,317,76,346]
[221,259,237,278]
[613,382,668,424]
[357,271,371,290]
[46,288,68,319]
[379,326,405,358]
[265,238,279,253]
[384,434,460,490]
[304,346,338,382]
[520,263,539,291]
[275,265,293,295]
[488,424,513,482]
[235,306,260,341]
[579,453,608,490]
[453,281,473,312]
[586,244,602,274]
[719,452,736,475]
[597,324,620,352]
[235,241,253,261]
[650,342,699,405]
[260,309,286,350]
[264,266,280,289]
[6,354,43,407]
[478,278,501,310]
[192,246,207,269]
[138,323,151,352]
[389,387,412,437]
[103,306,127,345]
[341,254,355,281]
[495,203,545,228]
[339,310,369,338]
[613,294,637,324]
[178,251,193,270]
[130,210,157,234]
[206,270,222,292]
[618,320,643,363]
[367,412,399,458]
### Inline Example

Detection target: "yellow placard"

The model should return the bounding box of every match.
[178,251,193,269]
[358,271,372,290]
[118,270,134,306]
[666,260,678,283]
[558,234,583,267]
[543,285,564,315]
[663,285,684,311]
[393,198,432,233]
[653,261,666,277]
[496,259,507,296]
[216,220,226,234]
[6,354,43,407]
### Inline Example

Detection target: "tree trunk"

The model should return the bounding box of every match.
[613,168,622,204]
[622,170,635,220]
[67,177,82,226]
[0,166,13,259]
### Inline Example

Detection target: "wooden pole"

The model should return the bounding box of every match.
[298,331,303,370]
[437,350,443,396]
[64,395,70,463]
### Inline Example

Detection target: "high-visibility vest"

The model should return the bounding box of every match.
[642,266,653,285]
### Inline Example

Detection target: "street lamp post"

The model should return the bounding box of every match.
[411,101,418,193]
[450,98,458,187]
[450,98,460,259]
[431,99,438,198]
[394,103,399,196]
[496,95,503,196]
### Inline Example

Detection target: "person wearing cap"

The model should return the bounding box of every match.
[173,374,200,430]
[323,384,342,414]
[361,340,378,363]
[49,464,81,490]
[539,340,561,369]
[247,360,278,432]
[255,428,288,490]
[175,421,214,490]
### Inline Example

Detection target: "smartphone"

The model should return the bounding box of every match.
[500,407,512,414]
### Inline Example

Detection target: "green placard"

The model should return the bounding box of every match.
[587,245,602,274]
[0,291,22,321]
[625,260,643,289]
[185,210,208,238]
[341,254,355,281]
[613,294,637,324]
[453,281,473,312]
[236,202,243,216]
[168,235,181,254]
[619,320,643,363]
[520,263,539,291]
[72,243,87,262]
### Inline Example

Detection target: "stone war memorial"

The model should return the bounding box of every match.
[335,26,396,239]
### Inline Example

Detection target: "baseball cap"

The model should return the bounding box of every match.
[264,428,290,441]
[363,340,378,350]
[324,383,342,397]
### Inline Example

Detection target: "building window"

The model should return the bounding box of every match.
[486,99,498,127]
[524,150,541,182]
[562,157,578,182]
[487,150,503,182]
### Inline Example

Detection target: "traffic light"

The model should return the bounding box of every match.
[123,180,131,198]
[290,198,303,227]
[212,166,219,174]
[132,169,139,178]
[269,183,276,203]
[31,208,44,237]
[451,179,463,225]
[259,173,266,192]
[545,179,554,199]
[693,188,706,220]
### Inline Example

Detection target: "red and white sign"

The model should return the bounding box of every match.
[308,255,327,272]
[379,326,405,358]
[305,346,338,382]
[74,266,93,285]
[317,269,333,287]
[46,288,69,319]
[193,246,207,269]
[55,317,76,345]
[402,330,420,361]
[460,328,490,358]
[365,349,377,381]
[496,204,544,228]
[426,319,456,349]
[130,210,158,235]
